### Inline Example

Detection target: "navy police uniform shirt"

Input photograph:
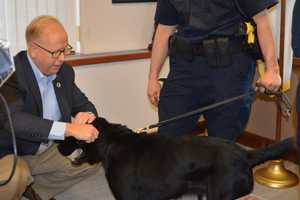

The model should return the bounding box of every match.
[155,0,278,39]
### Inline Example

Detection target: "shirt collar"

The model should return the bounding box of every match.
[27,52,56,83]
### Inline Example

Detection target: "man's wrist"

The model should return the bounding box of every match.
[149,73,158,80]
[266,65,280,74]
[149,65,160,80]
[264,61,280,74]
[65,123,74,137]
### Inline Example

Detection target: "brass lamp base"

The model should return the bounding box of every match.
[254,160,299,188]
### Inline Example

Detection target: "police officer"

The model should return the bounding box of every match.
[293,0,300,57]
[147,0,281,141]
[296,83,300,168]
[292,0,300,167]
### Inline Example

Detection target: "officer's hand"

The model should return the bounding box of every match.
[256,68,281,92]
[72,112,96,124]
[65,123,100,143]
[147,79,161,106]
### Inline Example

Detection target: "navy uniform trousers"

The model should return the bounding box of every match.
[292,0,300,57]
[296,82,300,166]
[293,0,300,167]
[158,52,256,141]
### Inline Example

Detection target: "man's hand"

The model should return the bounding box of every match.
[72,111,96,124]
[147,78,161,106]
[257,67,281,92]
[65,123,99,143]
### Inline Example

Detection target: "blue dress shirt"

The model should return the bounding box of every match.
[27,53,66,145]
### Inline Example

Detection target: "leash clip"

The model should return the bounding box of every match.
[135,127,147,134]
[256,86,291,117]
[135,126,158,135]
[276,92,292,117]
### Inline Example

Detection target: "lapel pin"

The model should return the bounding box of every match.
[56,82,61,88]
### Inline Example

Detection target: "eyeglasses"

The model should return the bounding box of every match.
[34,42,73,58]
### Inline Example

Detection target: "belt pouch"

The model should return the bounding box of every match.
[169,35,194,61]
[216,37,233,66]
[203,39,218,66]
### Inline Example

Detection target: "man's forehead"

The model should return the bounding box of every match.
[39,26,67,43]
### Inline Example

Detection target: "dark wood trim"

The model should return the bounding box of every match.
[294,57,300,67]
[275,0,286,142]
[236,131,275,148]
[237,131,297,163]
[275,108,282,142]
[65,49,151,67]
[279,0,286,73]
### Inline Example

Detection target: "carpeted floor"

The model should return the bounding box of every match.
[22,161,299,200]
[55,161,299,200]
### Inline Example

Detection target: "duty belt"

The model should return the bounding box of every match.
[169,35,247,65]
[193,37,246,55]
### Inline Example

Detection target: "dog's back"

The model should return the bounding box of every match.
[90,118,294,168]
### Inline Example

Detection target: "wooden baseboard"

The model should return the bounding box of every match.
[193,121,298,163]
[236,131,274,148]
[237,131,298,164]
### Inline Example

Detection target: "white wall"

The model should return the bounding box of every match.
[77,0,160,128]
[74,59,169,130]
[283,0,296,90]
[80,0,156,53]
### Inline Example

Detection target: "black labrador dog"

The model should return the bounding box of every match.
[58,117,294,200]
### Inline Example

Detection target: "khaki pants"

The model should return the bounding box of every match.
[23,143,100,200]
[0,155,32,200]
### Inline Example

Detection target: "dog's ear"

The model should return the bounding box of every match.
[92,117,110,132]
[57,137,81,156]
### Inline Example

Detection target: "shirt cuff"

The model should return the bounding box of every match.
[48,122,66,140]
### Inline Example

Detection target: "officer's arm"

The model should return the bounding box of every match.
[147,24,176,106]
[253,9,281,91]
[149,24,176,81]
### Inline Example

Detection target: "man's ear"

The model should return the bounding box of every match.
[28,45,38,59]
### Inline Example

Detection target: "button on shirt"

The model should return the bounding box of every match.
[27,53,66,154]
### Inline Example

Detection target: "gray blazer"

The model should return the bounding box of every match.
[0,51,98,157]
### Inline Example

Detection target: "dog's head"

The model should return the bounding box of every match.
[91,117,110,132]
[58,117,135,165]
[57,117,110,164]
[92,117,135,140]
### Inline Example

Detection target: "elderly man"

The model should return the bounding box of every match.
[0,15,100,200]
